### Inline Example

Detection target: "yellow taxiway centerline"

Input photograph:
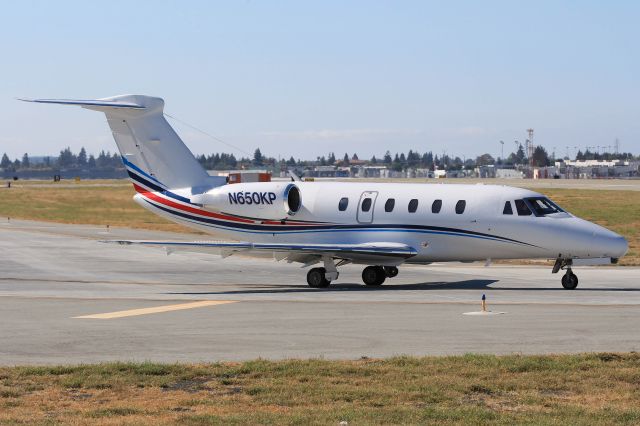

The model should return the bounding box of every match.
[73,300,237,319]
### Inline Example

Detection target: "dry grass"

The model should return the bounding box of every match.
[1,354,640,424]
[0,180,638,264]
[0,182,196,234]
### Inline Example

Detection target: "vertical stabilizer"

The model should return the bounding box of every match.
[21,95,224,190]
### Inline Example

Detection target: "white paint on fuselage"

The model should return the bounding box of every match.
[136,181,628,263]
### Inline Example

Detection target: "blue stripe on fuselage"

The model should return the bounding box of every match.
[141,197,539,247]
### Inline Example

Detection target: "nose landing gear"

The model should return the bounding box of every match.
[553,258,579,290]
[561,269,579,290]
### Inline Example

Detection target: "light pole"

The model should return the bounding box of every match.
[499,140,504,163]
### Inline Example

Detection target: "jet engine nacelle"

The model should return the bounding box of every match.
[191,182,302,219]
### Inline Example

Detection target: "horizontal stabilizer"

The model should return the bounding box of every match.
[18,98,145,110]
[102,240,417,265]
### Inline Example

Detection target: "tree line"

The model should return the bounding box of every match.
[0,147,123,172]
[2,145,638,175]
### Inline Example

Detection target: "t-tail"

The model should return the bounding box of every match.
[19,95,225,191]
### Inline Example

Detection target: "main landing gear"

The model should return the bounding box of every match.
[553,258,579,290]
[306,267,331,288]
[306,261,400,288]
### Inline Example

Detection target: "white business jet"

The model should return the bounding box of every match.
[22,95,628,289]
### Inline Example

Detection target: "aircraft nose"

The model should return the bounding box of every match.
[594,229,628,260]
[608,234,628,259]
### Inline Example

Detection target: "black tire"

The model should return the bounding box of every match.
[561,271,578,290]
[384,266,399,278]
[362,266,386,286]
[307,267,330,288]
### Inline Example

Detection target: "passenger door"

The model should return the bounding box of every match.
[357,191,378,223]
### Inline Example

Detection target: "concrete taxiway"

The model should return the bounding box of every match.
[1,219,639,364]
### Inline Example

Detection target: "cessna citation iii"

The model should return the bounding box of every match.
[22,95,628,290]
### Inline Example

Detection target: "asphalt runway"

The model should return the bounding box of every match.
[1,219,639,365]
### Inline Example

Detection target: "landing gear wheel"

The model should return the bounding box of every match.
[383,266,399,278]
[561,270,579,290]
[362,266,386,286]
[307,267,330,288]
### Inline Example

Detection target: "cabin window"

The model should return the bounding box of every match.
[408,199,419,213]
[503,201,513,215]
[455,200,466,214]
[338,197,349,211]
[432,199,442,214]
[515,199,532,216]
[524,197,565,216]
[384,198,395,212]
[361,198,372,212]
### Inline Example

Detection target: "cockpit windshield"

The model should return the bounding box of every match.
[524,197,565,217]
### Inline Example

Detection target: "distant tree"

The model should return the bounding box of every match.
[352,153,359,161]
[253,148,263,166]
[392,153,402,171]
[452,156,463,170]
[0,153,10,169]
[13,159,21,169]
[96,150,109,168]
[421,151,434,169]
[286,156,296,166]
[77,147,87,166]
[475,153,495,166]
[531,146,550,167]
[370,155,377,164]
[87,154,96,168]
[111,153,122,167]
[515,144,526,164]
[576,150,585,161]
[407,150,420,168]
[21,153,30,169]
[342,153,350,165]
[319,156,327,166]
[383,151,392,165]
[328,152,336,164]
[58,147,76,168]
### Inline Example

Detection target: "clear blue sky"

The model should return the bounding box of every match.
[1,0,638,161]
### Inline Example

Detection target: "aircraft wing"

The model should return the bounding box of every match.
[102,240,417,266]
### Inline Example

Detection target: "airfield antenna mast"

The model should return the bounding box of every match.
[526,128,535,167]
[615,138,620,155]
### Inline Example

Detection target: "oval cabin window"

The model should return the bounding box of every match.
[455,200,466,214]
[361,198,372,212]
[384,198,395,212]
[408,199,418,213]
[338,197,349,211]
[432,199,442,214]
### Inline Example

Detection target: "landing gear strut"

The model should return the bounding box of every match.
[553,258,579,290]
